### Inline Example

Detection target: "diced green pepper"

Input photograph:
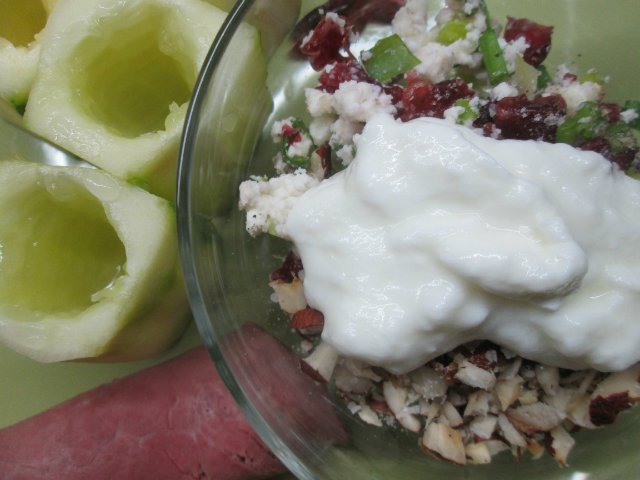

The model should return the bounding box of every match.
[605,121,637,154]
[623,100,640,129]
[536,65,552,91]
[453,98,479,124]
[581,70,606,85]
[556,101,607,145]
[478,28,509,85]
[436,19,469,45]
[362,34,421,84]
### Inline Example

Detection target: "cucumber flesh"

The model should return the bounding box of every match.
[0,161,189,363]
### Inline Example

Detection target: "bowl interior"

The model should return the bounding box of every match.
[178,1,640,478]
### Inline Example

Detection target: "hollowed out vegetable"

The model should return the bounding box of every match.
[0,161,189,362]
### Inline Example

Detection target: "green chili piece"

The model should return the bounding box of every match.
[536,65,552,91]
[605,122,637,153]
[479,28,509,85]
[454,98,479,124]
[581,70,606,85]
[556,101,607,145]
[436,19,469,45]
[362,34,421,84]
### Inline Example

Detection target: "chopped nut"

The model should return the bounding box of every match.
[334,364,375,394]
[383,380,422,432]
[357,404,383,427]
[410,366,448,400]
[589,392,632,426]
[442,402,464,428]
[494,376,523,411]
[497,413,527,448]
[507,402,563,434]
[546,425,575,467]
[464,390,492,417]
[290,307,324,335]
[455,359,497,390]
[465,442,492,464]
[300,341,339,382]
[422,422,467,465]
[269,278,307,314]
[469,414,498,440]
[536,365,560,396]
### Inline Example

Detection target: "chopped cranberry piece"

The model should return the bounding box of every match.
[579,136,612,158]
[494,94,567,142]
[579,137,636,170]
[330,0,406,32]
[318,59,371,93]
[599,102,622,123]
[269,251,304,283]
[280,123,303,144]
[482,122,501,139]
[504,17,553,67]
[400,75,474,121]
[562,72,578,83]
[298,14,352,70]
[315,143,333,178]
[293,0,405,43]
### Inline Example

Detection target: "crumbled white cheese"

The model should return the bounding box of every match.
[271,117,294,142]
[330,117,363,147]
[499,36,529,73]
[332,81,397,123]
[309,115,335,145]
[444,105,465,124]
[336,144,356,166]
[545,80,603,115]
[392,0,430,44]
[621,108,639,124]
[325,11,347,31]
[286,134,313,158]
[491,81,519,101]
[239,170,319,238]
[305,88,335,117]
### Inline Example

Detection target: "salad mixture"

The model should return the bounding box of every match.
[239,0,640,466]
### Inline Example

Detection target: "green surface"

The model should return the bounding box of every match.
[0,322,202,429]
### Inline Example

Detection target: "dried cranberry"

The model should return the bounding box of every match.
[294,0,405,42]
[298,14,352,70]
[400,75,474,121]
[562,72,578,83]
[318,59,371,93]
[269,251,304,283]
[579,136,612,158]
[504,17,553,67]
[578,136,636,170]
[599,102,622,123]
[315,143,333,178]
[329,0,406,32]
[494,94,566,142]
[280,123,303,144]
[473,102,493,128]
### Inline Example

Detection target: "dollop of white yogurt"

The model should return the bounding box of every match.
[286,113,640,374]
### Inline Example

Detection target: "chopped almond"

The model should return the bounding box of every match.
[422,422,467,465]
[290,307,324,336]
[507,402,563,434]
[269,278,307,314]
[300,341,339,383]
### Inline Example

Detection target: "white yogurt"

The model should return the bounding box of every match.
[286,113,640,374]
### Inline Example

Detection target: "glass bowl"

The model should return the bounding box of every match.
[177,1,640,478]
